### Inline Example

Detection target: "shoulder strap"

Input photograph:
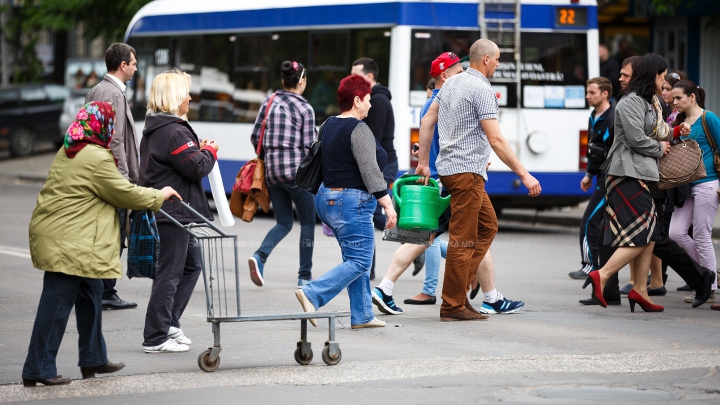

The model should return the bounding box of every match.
[257,93,276,156]
[701,111,718,153]
[317,117,331,142]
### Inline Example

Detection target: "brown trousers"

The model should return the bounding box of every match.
[438,173,498,312]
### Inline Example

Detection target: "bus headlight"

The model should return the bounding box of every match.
[526,131,550,155]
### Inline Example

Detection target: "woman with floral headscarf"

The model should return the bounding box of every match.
[22,101,181,387]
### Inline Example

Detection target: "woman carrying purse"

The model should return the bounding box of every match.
[248,61,317,288]
[668,80,720,298]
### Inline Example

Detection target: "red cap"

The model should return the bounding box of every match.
[430,52,461,78]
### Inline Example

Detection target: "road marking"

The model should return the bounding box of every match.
[0,245,31,259]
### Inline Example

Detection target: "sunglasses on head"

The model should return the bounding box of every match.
[669,72,680,80]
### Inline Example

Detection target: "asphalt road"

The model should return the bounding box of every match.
[0,174,719,404]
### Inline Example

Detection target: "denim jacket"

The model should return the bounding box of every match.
[601,92,664,181]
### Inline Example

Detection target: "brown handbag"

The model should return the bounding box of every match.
[658,139,706,189]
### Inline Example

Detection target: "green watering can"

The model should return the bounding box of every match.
[392,175,451,230]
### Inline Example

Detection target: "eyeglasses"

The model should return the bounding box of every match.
[669,72,680,80]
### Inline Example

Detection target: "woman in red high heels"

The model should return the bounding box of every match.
[583,53,672,313]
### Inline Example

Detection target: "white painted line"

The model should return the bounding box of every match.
[0,245,31,259]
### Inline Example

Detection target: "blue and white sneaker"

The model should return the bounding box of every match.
[372,287,403,315]
[480,293,524,314]
[248,254,264,287]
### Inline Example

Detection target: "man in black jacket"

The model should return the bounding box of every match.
[352,58,404,279]
[569,77,614,282]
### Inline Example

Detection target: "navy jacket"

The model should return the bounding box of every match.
[586,104,615,177]
[363,84,396,163]
[139,114,216,223]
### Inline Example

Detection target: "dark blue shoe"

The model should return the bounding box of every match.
[249,254,264,287]
[480,294,524,314]
[372,287,403,315]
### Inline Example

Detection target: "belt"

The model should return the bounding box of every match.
[329,188,346,191]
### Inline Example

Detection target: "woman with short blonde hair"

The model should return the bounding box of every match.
[139,69,220,353]
[146,70,191,116]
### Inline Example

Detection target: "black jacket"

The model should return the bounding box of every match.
[139,114,216,224]
[363,84,396,162]
[586,104,615,177]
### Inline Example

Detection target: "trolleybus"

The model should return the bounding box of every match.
[125,0,600,209]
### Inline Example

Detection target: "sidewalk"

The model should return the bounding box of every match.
[4,151,720,237]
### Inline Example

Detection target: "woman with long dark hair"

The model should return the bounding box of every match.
[668,80,720,299]
[583,53,671,312]
[248,61,317,288]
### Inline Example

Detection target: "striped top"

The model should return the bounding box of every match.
[434,67,498,179]
[251,90,316,185]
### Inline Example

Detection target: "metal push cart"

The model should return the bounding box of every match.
[158,200,350,372]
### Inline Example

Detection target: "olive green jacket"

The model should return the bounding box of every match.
[29,145,164,279]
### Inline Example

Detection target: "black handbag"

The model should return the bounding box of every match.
[295,118,329,194]
[126,210,160,279]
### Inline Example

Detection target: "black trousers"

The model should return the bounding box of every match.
[597,197,710,302]
[143,222,203,346]
[23,272,106,380]
[579,174,606,274]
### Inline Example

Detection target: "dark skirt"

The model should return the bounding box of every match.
[603,175,658,247]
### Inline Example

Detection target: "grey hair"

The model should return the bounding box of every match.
[469,39,499,64]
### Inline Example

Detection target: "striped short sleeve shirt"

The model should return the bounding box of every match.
[434,67,498,180]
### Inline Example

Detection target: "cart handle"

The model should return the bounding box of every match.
[156,196,230,237]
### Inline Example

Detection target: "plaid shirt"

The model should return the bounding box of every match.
[251,90,316,185]
[434,67,498,179]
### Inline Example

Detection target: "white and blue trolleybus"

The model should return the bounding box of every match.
[126,0,600,210]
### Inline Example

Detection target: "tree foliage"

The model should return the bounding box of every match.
[651,0,720,31]
[2,0,152,82]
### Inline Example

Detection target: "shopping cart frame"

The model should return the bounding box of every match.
[158,199,350,371]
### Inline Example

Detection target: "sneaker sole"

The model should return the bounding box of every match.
[248,257,264,287]
[143,347,189,353]
[351,322,386,329]
[371,289,402,315]
[480,303,525,315]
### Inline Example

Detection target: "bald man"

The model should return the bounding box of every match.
[416,39,541,322]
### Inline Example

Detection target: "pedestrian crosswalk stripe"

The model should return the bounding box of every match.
[0,245,31,259]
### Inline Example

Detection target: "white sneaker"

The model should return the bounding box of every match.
[168,326,191,345]
[143,339,190,353]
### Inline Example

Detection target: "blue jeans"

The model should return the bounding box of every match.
[256,180,316,280]
[23,272,107,380]
[423,237,448,296]
[302,184,376,326]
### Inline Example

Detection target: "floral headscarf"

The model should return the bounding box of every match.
[64,101,116,165]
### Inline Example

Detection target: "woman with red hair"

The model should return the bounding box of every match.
[295,75,397,329]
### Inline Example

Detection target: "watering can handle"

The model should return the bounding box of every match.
[392,175,440,206]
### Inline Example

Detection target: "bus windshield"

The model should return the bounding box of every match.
[409,30,588,109]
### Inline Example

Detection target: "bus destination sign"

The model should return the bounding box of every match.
[555,7,588,28]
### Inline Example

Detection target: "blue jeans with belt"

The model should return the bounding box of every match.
[255,180,316,280]
[301,184,376,326]
[23,271,107,380]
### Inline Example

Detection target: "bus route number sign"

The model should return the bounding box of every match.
[555,7,587,28]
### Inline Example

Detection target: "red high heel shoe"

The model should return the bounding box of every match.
[582,271,607,308]
[627,289,664,313]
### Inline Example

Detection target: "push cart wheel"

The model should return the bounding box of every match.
[198,349,220,372]
[294,347,313,365]
[321,346,342,366]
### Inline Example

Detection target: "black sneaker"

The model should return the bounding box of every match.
[371,287,403,315]
[412,252,425,276]
[568,270,587,280]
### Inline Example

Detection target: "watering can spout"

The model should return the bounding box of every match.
[438,194,451,214]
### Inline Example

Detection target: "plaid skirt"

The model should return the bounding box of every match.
[603,175,658,247]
